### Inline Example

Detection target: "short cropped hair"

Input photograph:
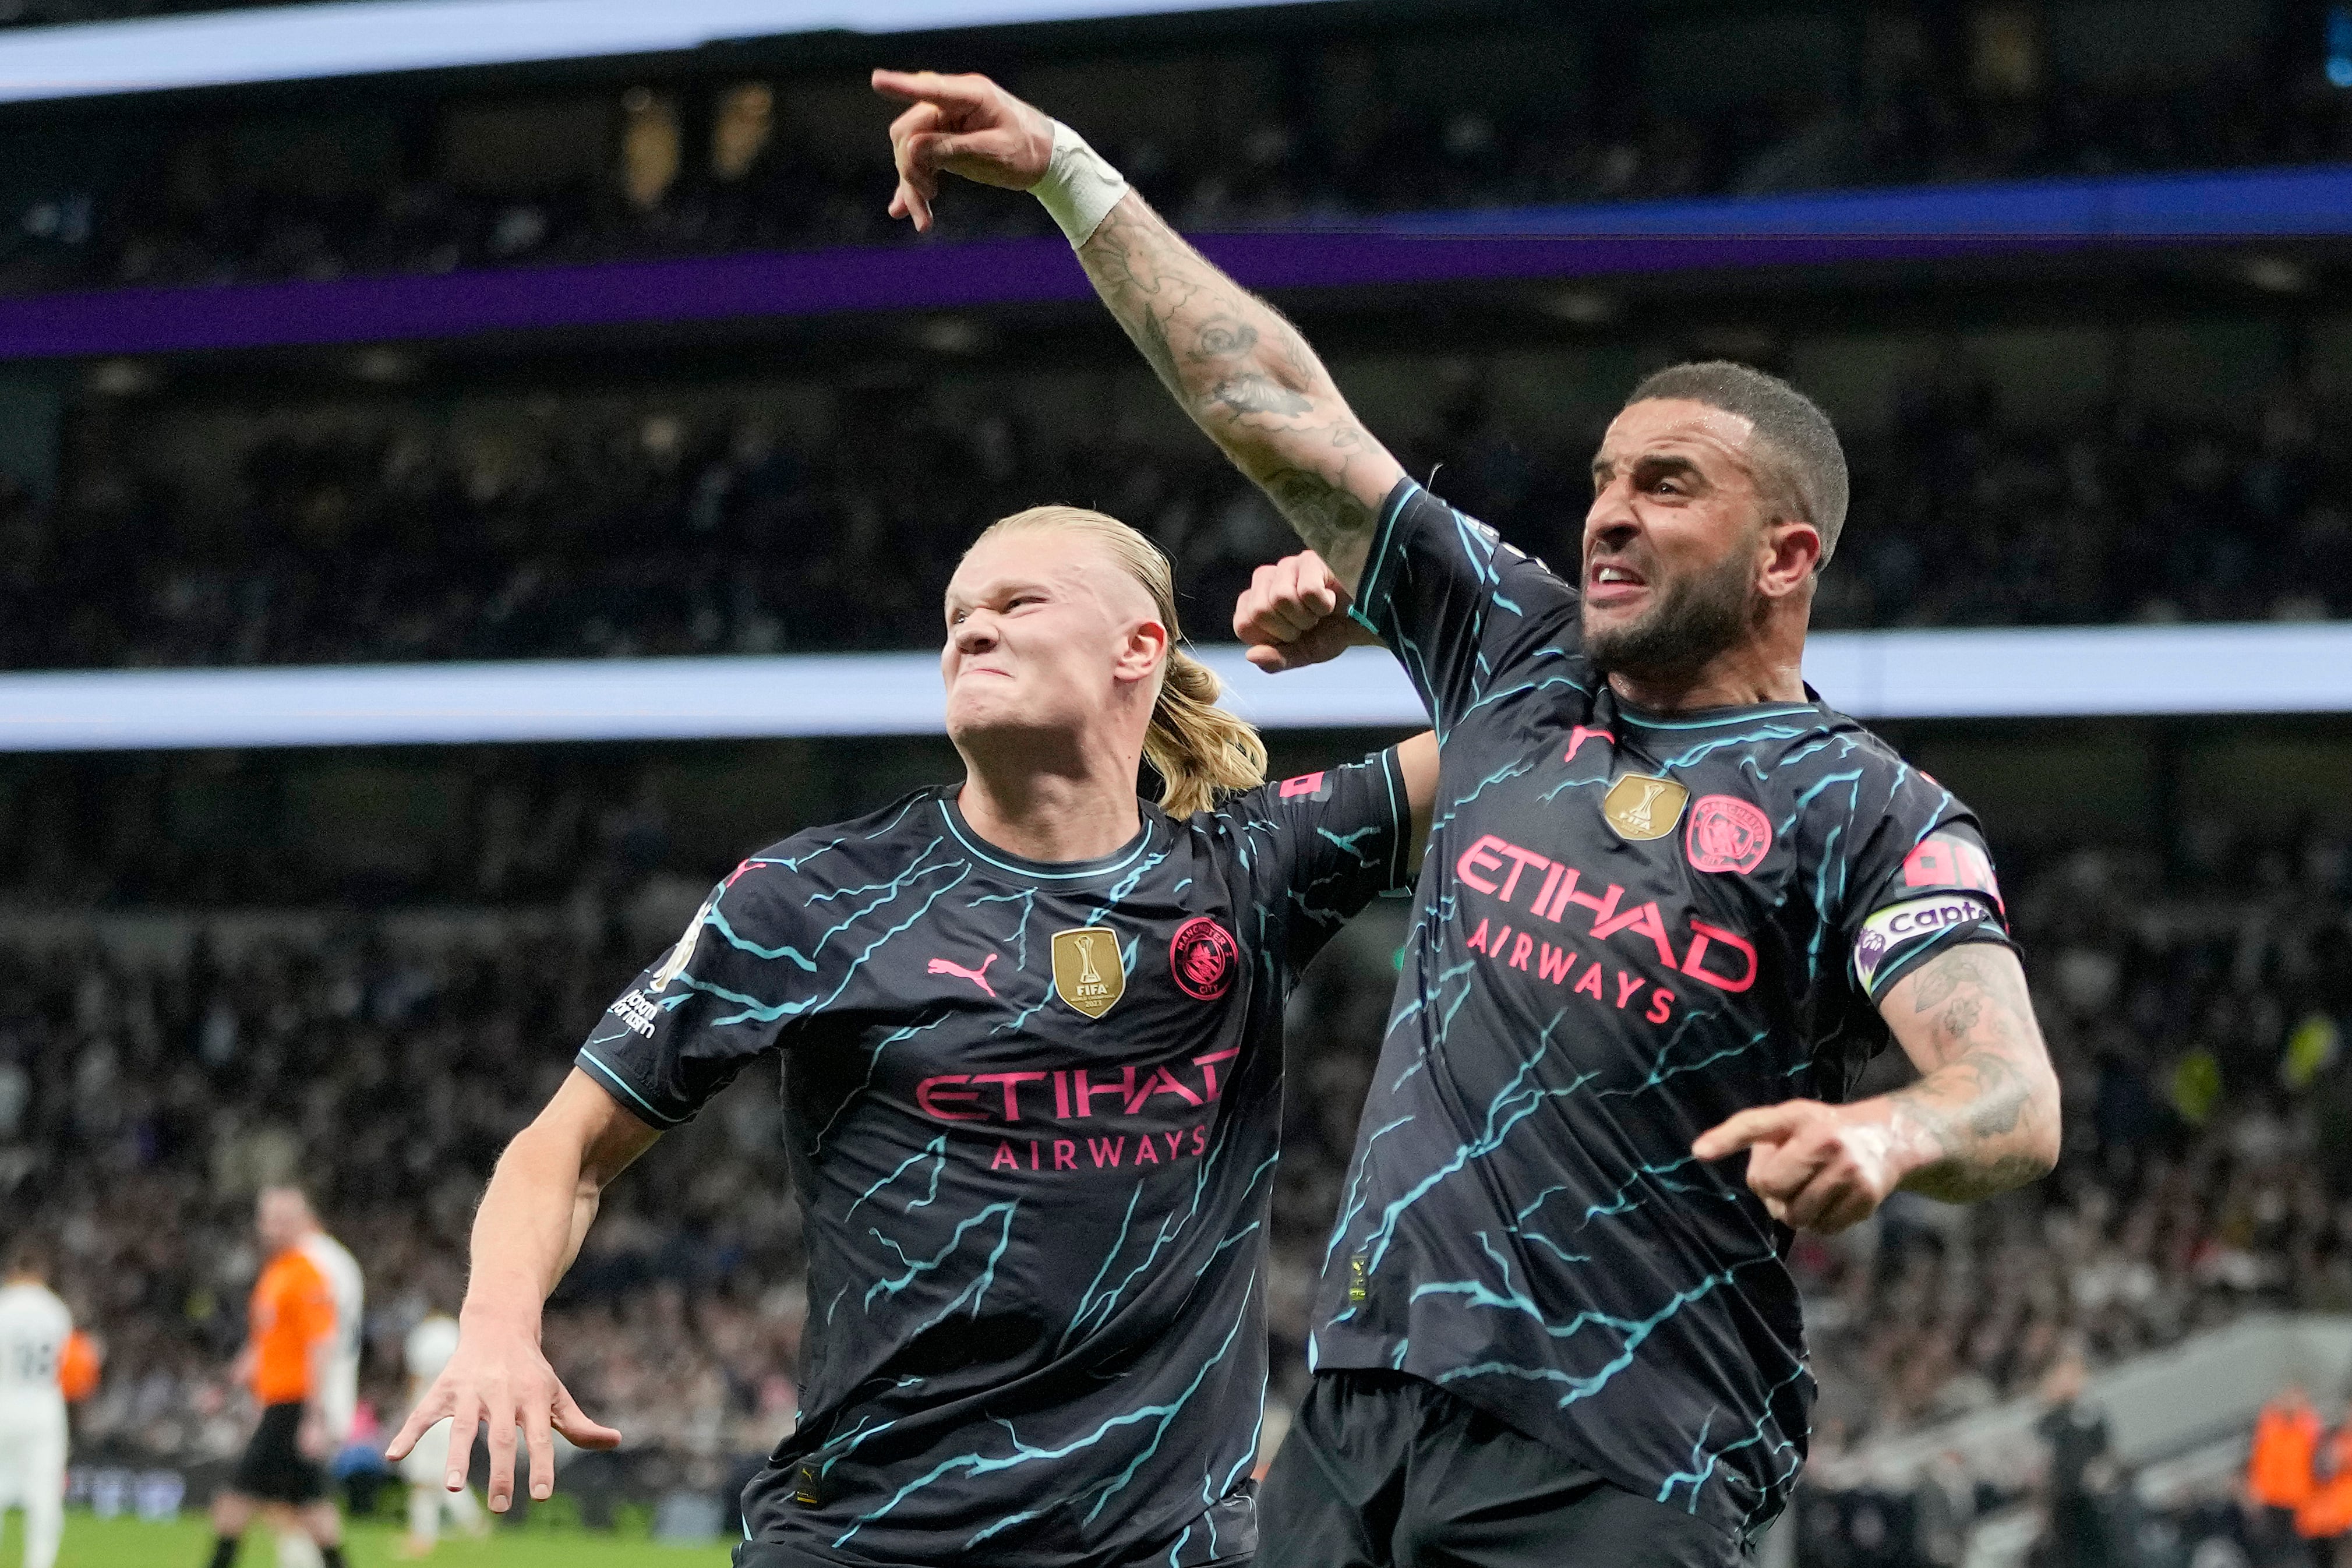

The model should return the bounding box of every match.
[1624,361,1850,568]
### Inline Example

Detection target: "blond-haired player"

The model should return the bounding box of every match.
[394,506,1439,1567]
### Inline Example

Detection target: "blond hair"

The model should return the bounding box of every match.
[970,505,1267,818]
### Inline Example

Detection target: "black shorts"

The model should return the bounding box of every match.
[1257,1371,1746,1568]
[231,1401,324,1505]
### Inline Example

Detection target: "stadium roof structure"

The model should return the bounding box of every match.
[2,164,2347,361]
[0,0,1344,103]
[1,623,2347,750]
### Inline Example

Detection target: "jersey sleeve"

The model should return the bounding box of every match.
[575,857,814,1129]
[1839,772,2016,1006]
[1350,477,1583,734]
[1221,747,1412,976]
[284,1259,337,1350]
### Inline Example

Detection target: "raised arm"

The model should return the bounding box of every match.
[384,1069,658,1510]
[872,69,1404,589]
[1691,944,2059,1231]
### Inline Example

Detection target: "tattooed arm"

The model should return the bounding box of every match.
[1069,193,1405,586]
[1692,944,2058,1231]
[871,69,1404,589]
[1871,944,2061,1202]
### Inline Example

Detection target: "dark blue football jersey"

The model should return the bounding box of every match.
[1311,480,2014,1544]
[577,756,1410,1567]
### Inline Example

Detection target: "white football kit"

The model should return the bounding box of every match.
[401,1313,483,1545]
[0,1283,70,1568]
[299,1232,364,1445]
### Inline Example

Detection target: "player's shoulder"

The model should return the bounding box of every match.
[262,1248,328,1295]
[0,1283,62,1316]
[1183,751,1394,837]
[731,786,953,894]
[1698,700,1948,805]
[1401,481,1575,588]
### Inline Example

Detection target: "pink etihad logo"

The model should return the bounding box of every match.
[1685,794,1774,875]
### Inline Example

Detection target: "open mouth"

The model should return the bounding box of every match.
[1585,558,1649,608]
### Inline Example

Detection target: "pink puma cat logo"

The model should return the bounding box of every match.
[928,953,998,997]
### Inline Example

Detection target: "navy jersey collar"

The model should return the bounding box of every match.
[1598,680,1827,733]
[936,787,1161,882]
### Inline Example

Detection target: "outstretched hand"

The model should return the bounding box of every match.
[871,70,1054,232]
[1691,1099,1911,1234]
[384,1314,620,1512]
[1234,550,1380,672]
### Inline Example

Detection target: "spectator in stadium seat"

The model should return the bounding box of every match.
[2249,1384,2321,1567]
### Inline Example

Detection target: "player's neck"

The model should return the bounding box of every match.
[1605,641,1807,715]
[956,762,1143,865]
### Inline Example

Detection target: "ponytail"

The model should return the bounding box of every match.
[1145,647,1269,820]
[970,505,1268,818]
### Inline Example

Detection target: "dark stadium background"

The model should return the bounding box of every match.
[0,1,2349,1563]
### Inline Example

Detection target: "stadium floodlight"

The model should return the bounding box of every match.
[0,0,1340,104]
[0,623,2347,751]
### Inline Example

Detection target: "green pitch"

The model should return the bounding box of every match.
[16,1509,735,1566]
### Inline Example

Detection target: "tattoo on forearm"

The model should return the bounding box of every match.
[1075,195,1389,571]
[1881,950,2057,1203]
[1212,375,1314,419]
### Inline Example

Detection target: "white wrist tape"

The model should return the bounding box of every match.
[1032,119,1129,247]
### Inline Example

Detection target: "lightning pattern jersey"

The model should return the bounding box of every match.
[578,758,1410,1567]
[1311,481,2015,1544]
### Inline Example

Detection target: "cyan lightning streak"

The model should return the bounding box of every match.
[1360,1017,1595,1275]
[832,1273,1260,1550]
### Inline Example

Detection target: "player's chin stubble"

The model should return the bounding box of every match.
[1583,543,1758,681]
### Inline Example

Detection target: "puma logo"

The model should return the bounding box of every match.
[928,953,998,997]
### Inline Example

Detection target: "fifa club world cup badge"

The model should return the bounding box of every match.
[1685,794,1774,875]
[1051,927,1125,1018]
[1601,773,1689,841]
[1169,917,1240,1001]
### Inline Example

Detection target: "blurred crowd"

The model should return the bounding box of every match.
[7,913,807,1500]
[1789,821,2352,1567]
[1,29,2350,295]
[0,793,2345,1550]
[7,369,2349,675]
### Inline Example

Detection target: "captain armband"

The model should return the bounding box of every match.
[1850,891,2005,1000]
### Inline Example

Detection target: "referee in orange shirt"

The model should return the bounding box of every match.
[204,1188,349,1568]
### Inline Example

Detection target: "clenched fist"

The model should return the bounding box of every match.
[871,70,1055,232]
[1234,551,1382,672]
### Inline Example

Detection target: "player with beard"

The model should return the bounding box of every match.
[876,70,2061,1568]
[387,504,1439,1568]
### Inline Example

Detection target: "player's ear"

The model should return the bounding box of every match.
[1758,517,1820,601]
[1114,616,1170,684]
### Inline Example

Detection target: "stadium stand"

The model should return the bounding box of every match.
[3,345,2349,676]
[0,1,2345,294]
